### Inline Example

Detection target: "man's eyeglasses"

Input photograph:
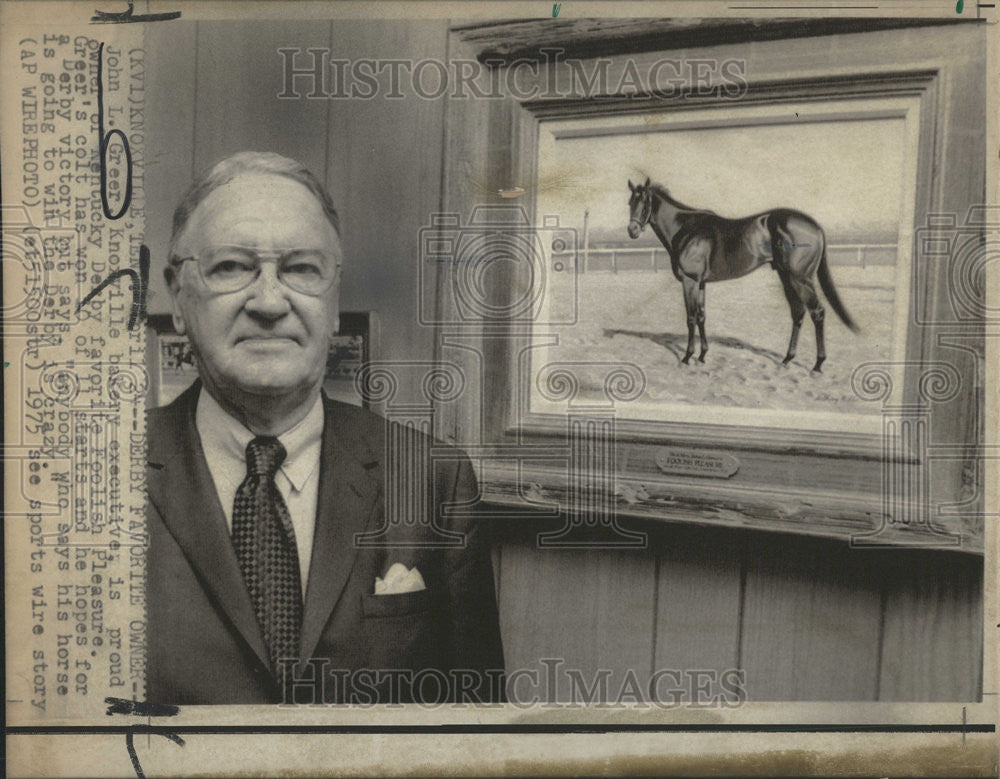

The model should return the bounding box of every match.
[170,245,340,296]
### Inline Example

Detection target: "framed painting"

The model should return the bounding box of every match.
[529,98,919,437]
[435,19,988,551]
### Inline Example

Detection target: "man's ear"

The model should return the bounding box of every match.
[330,307,341,339]
[163,264,187,336]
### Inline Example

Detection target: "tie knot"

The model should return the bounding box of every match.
[246,436,287,477]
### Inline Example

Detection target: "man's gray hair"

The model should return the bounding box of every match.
[168,151,340,257]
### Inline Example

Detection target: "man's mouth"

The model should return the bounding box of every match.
[236,335,300,345]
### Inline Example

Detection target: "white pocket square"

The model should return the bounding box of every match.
[374,563,426,595]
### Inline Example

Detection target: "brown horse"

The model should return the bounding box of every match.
[627,178,858,373]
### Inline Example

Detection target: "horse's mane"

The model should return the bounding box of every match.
[649,183,717,216]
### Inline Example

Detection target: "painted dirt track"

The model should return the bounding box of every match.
[537,264,897,418]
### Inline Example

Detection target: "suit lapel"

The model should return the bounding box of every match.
[147,382,270,670]
[299,395,381,662]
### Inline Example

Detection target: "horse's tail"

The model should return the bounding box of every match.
[817,248,859,333]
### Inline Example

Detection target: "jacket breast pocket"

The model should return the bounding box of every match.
[361,588,438,619]
[360,588,446,677]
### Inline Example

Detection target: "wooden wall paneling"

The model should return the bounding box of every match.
[325,21,450,398]
[878,550,983,700]
[871,26,985,703]
[652,524,742,701]
[925,36,988,520]
[192,20,332,179]
[435,31,508,448]
[143,21,197,315]
[497,532,657,702]
[739,534,883,700]
[491,542,502,601]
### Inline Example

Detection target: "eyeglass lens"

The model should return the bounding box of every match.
[197,246,336,294]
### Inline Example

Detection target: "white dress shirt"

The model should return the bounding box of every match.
[195,388,324,592]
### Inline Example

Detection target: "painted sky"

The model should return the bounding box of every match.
[536,116,908,240]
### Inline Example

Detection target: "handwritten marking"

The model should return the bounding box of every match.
[106,698,184,778]
[105,697,180,717]
[97,42,133,219]
[86,50,149,330]
[126,726,185,779]
[552,3,561,16]
[92,0,181,23]
[763,239,811,251]
[956,0,964,11]
[77,243,149,330]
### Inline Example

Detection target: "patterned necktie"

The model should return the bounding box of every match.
[231,436,303,678]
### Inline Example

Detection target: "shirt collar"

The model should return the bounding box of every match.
[195,386,324,493]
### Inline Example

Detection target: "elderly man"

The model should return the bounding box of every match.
[146,152,504,705]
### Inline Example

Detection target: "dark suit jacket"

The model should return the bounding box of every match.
[146,381,505,705]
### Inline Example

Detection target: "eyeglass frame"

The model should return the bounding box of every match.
[169,244,342,297]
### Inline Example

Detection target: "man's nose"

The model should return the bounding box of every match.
[242,264,292,318]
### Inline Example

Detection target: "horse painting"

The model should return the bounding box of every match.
[627,178,859,373]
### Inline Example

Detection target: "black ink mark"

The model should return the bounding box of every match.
[77,243,149,330]
[126,726,185,779]
[106,697,184,778]
[97,42,133,219]
[105,697,180,717]
[92,0,181,23]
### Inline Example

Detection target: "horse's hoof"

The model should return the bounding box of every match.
[782,356,794,366]
[811,366,823,375]
[697,356,706,364]
[682,355,692,365]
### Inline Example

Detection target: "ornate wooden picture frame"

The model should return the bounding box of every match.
[435,19,987,552]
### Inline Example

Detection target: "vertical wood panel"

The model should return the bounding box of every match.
[143,22,197,314]
[436,34,496,446]
[653,525,742,693]
[497,527,981,703]
[740,534,883,700]
[498,533,656,702]
[878,550,983,700]
[325,21,450,397]
[193,21,331,178]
